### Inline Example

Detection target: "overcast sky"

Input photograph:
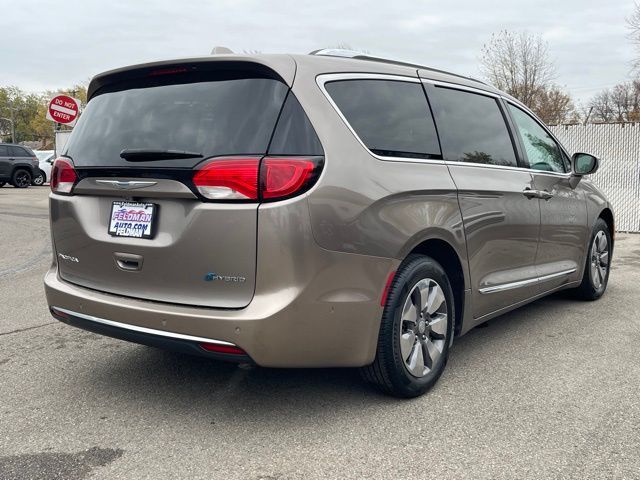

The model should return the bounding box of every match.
[1,0,636,105]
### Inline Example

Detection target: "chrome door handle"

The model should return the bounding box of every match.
[538,190,554,200]
[522,188,538,199]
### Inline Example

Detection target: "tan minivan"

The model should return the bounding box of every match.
[45,50,613,397]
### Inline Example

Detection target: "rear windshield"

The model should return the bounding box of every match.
[65,73,289,168]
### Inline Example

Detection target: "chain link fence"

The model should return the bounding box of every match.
[550,123,640,232]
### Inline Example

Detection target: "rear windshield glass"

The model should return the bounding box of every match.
[65,74,288,168]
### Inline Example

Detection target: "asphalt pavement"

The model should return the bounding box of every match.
[1,185,639,479]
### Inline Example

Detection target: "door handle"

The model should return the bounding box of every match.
[522,188,539,199]
[114,252,143,271]
[538,190,554,200]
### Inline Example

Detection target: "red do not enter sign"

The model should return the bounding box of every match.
[46,95,81,126]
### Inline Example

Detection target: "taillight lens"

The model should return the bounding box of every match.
[193,156,322,201]
[51,158,77,194]
[261,158,316,199]
[193,157,260,200]
[199,342,247,355]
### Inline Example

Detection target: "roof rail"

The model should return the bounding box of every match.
[309,49,487,86]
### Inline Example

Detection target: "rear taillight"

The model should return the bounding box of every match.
[261,158,316,199]
[51,158,77,194]
[193,156,322,202]
[193,157,260,200]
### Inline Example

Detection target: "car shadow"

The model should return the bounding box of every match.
[79,288,599,427]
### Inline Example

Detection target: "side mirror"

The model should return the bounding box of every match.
[572,152,599,176]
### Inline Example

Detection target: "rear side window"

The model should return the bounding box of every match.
[428,87,517,167]
[65,73,289,168]
[9,146,29,157]
[325,79,440,159]
[268,93,323,156]
[0,146,8,156]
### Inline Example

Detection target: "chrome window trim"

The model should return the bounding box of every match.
[316,73,446,165]
[317,72,573,176]
[51,306,236,346]
[479,268,577,294]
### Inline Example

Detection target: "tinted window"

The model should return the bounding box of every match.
[269,93,323,156]
[9,146,28,157]
[65,75,289,168]
[325,79,440,159]
[0,146,8,156]
[428,87,516,167]
[508,104,565,173]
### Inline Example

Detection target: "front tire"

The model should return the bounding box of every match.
[11,169,31,188]
[361,254,455,398]
[574,218,611,300]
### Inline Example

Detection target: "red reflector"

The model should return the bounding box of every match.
[51,157,77,194]
[380,270,396,307]
[51,307,69,319]
[261,157,316,199]
[199,343,247,355]
[193,157,260,200]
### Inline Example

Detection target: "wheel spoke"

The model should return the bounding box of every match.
[402,299,419,325]
[422,339,440,370]
[597,232,607,252]
[600,251,609,265]
[598,264,606,284]
[400,331,416,361]
[429,313,447,338]
[415,280,430,313]
[427,284,445,314]
[407,341,425,376]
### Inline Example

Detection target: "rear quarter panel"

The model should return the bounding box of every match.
[290,59,470,289]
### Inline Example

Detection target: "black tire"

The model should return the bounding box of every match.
[574,218,612,300]
[0,182,5,187]
[361,254,455,398]
[11,169,31,188]
[32,170,45,186]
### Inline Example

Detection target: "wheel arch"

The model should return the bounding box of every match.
[405,236,468,337]
[598,207,615,248]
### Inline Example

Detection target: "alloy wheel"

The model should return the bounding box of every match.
[14,172,30,188]
[399,278,448,378]
[590,231,609,290]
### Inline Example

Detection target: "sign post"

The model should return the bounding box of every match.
[46,95,81,127]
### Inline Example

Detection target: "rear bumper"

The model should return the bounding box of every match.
[45,248,398,367]
[50,306,253,363]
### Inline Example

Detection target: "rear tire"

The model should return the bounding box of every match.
[361,254,455,398]
[574,218,611,300]
[32,170,45,186]
[11,169,31,188]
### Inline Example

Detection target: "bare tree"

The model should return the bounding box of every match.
[589,81,640,123]
[627,2,640,71]
[532,85,578,125]
[480,30,556,107]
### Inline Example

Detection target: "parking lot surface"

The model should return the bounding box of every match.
[1,186,639,479]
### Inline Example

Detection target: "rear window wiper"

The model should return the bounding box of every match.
[120,149,203,161]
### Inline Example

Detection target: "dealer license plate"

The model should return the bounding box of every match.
[108,201,156,238]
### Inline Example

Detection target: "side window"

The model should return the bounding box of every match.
[507,104,565,173]
[325,79,440,159]
[269,92,324,156]
[428,87,517,167]
[9,146,27,157]
[0,146,8,156]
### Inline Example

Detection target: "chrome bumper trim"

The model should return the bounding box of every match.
[51,306,236,346]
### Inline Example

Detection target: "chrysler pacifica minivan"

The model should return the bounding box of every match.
[45,50,613,397]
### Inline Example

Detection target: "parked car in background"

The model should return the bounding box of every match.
[45,51,614,397]
[0,143,39,188]
[33,150,55,185]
